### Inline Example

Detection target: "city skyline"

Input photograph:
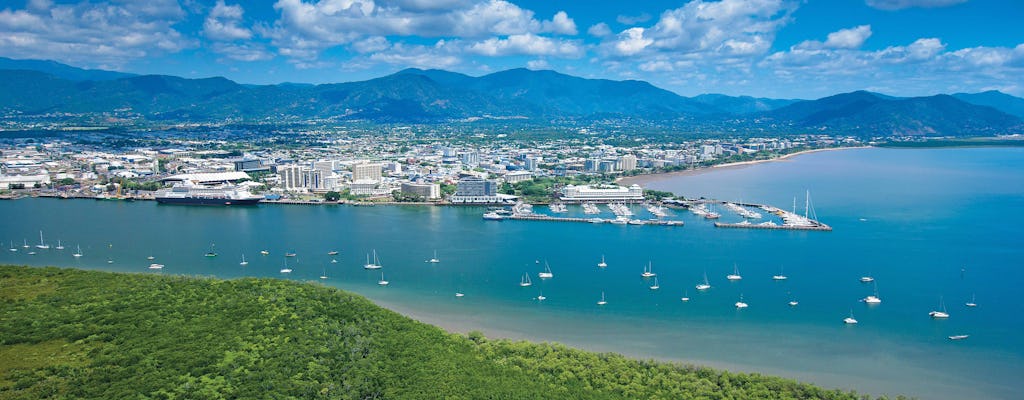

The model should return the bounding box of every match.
[1,0,1022,98]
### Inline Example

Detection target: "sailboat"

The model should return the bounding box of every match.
[455,292,465,298]
[726,263,742,281]
[328,250,339,255]
[319,267,328,280]
[260,250,269,255]
[844,309,858,324]
[597,255,607,268]
[363,250,382,269]
[597,291,607,305]
[695,271,711,291]
[73,244,82,258]
[863,282,882,304]
[8,241,17,252]
[649,277,660,290]
[280,258,292,274]
[680,289,690,302]
[772,266,787,280]
[204,243,217,257]
[147,255,155,260]
[965,294,977,308]
[22,239,29,248]
[519,273,532,287]
[331,258,338,263]
[148,263,164,270]
[735,294,749,309]
[284,251,297,257]
[36,231,49,249]
[641,262,656,278]
[426,250,440,263]
[239,253,248,266]
[55,239,64,250]
[536,290,546,301]
[929,296,950,318]
[377,271,389,286]
[859,271,874,283]
[538,261,553,279]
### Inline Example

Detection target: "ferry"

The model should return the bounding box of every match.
[155,182,261,206]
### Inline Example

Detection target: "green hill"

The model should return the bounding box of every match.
[0,266,893,399]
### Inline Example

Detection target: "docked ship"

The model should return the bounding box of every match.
[155,182,262,206]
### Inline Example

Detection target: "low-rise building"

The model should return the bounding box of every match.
[560,184,644,203]
[401,182,440,200]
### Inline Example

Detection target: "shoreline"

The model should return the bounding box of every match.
[617,146,871,187]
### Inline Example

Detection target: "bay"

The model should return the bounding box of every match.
[1,146,1022,399]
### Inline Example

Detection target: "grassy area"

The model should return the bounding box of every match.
[0,266,905,399]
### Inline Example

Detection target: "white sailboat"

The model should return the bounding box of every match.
[205,243,217,257]
[863,282,882,304]
[377,272,389,286]
[55,239,64,250]
[363,250,382,269]
[597,291,607,305]
[597,255,607,268]
[455,292,465,297]
[36,231,49,249]
[772,266,787,280]
[331,258,338,263]
[426,250,440,263]
[239,253,248,266]
[519,273,532,287]
[147,255,155,260]
[22,238,29,248]
[538,261,553,279]
[680,289,690,302]
[726,263,742,281]
[73,244,82,258]
[641,262,656,278]
[859,271,874,283]
[965,294,977,308]
[319,267,328,280]
[844,309,858,324]
[9,241,17,252]
[280,258,292,274]
[929,296,950,319]
[735,294,748,309]
[536,290,546,301]
[649,277,660,290]
[148,263,164,270]
[695,271,711,291]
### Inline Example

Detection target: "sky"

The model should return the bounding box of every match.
[0,0,1022,99]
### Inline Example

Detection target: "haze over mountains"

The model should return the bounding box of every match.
[1,57,1022,135]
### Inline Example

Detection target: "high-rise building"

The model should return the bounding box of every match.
[617,154,637,171]
[524,157,538,171]
[352,163,383,182]
[278,165,308,190]
[401,182,441,200]
[455,176,497,196]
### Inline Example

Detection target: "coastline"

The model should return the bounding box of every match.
[617,146,871,187]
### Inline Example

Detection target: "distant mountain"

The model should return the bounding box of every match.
[768,91,1022,135]
[0,57,1021,135]
[0,57,134,81]
[953,90,1024,119]
[691,94,800,114]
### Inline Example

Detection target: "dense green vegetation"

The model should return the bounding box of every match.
[0,266,900,399]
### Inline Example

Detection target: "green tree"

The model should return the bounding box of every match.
[324,191,341,201]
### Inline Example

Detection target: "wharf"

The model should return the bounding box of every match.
[503,214,683,227]
[714,222,832,231]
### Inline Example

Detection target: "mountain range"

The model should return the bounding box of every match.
[1,57,1022,135]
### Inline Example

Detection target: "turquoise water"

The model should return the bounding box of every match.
[2,147,1022,399]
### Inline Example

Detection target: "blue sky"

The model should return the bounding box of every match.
[1,0,1022,98]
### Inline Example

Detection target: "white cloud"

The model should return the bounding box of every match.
[352,36,391,54]
[865,0,968,11]
[877,38,945,63]
[526,59,550,70]
[614,27,652,56]
[212,42,274,62]
[0,0,192,67]
[587,22,611,37]
[639,60,673,72]
[204,1,252,41]
[468,33,583,57]
[542,11,577,35]
[824,25,872,49]
[367,42,461,69]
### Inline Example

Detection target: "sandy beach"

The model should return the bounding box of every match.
[617,146,871,187]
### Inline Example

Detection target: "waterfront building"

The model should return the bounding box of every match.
[560,184,644,203]
[618,154,637,171]
[0,173,50,189]
[352,163,383,182]
[598,160,617,173]
[451,176,512,203]
[278,165,309,191]
[401,182,440,200]
[504,171,533,184]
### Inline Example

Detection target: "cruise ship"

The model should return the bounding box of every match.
[155,182,262,206]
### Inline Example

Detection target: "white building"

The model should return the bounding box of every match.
[278,165,309,191]
[504,171,532,184]
[618,154,637,171]
[352,163,383,182]
[401,182,440,200]
[0,174,50,189]
[560,184,644,202]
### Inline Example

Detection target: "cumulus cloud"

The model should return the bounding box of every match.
[824,25,872,49]
[542,11,577,35]
[0,0,192,67]
[614,27,652,56]
[865,0,968,11]
[204,1,252,41]
[468,33,583,57]
[366,42,461,69]
[526,58,550,70]
[587,22,612,37]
